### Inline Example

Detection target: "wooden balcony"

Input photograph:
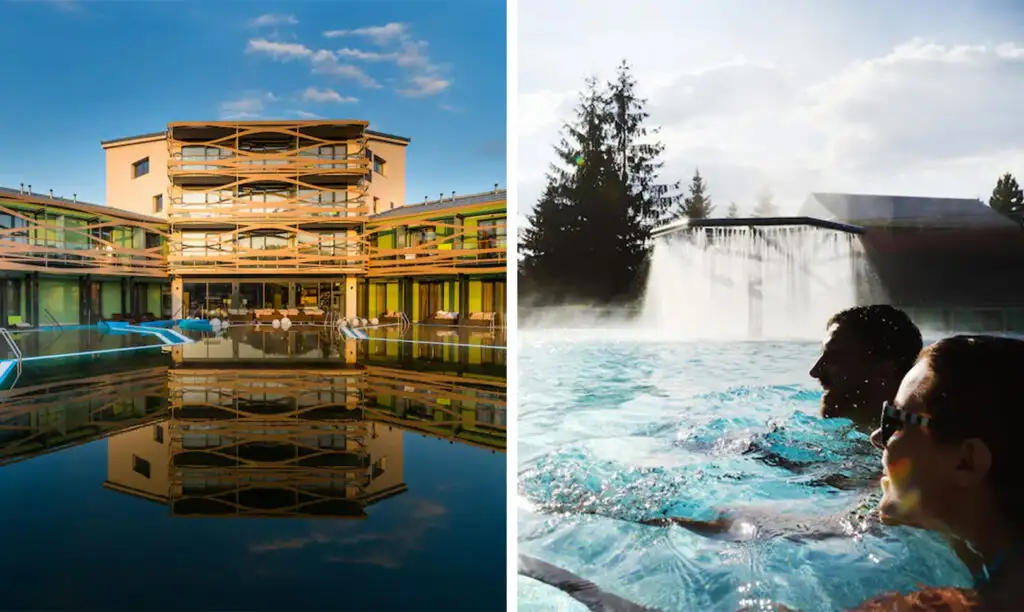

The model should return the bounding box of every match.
[365,192,507,277]
[168,228,366,275]
[167,185,370,225]
[167,121,371,230]
[0,196,170,278]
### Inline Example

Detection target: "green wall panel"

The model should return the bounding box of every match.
[38,279,79,325]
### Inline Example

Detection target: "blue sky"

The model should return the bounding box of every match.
[0,0,506,207]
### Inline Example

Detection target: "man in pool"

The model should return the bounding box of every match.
[637,304,924,539]
[535,304,924,539]
[740,304,924,488]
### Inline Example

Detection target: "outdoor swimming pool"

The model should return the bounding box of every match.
[0,328,506,610]
[517,328,970,612]
[0,326,167,360]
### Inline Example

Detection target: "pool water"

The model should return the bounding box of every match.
[517,328,971,612]
[0,327,166,360]
[0,330,506,611]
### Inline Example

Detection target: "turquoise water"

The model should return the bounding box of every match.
[517,329,971,612]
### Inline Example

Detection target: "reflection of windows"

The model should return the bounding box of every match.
[132,157,149,178]
[132,455,151,479]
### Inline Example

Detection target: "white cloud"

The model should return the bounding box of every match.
[398,75,451,98]
[310,52,382,88]
[302,87,358,104]
[518,0,1024,218]
[323,22,450,97]
[245,38,311,61]
[218,92,277,120]
[291,110,324,119]
[324,23,408,45]
[250,14,298,27]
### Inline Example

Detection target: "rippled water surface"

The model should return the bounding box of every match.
[517,328,970,612]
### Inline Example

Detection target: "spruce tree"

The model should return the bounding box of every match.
[519,63,679,304]
[990,173,1024,215]
[678,168,714,218]
[727,202,738,217]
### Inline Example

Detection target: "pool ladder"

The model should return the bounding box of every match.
[399,312,411,332]
[0,327,23,385]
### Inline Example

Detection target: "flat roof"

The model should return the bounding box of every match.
[652,215,865,238]
[371,188,507,221]
[0,186,166,224]
[101,126,411,147]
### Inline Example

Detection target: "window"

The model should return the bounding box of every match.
[153,194,163,213]
[373,197,380,213]
[132,157,150,179]
[132,455,151,478]
[153,425,164,444]
[373,156,386,175]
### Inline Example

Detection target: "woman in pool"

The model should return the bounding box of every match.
[854,334,1024,610]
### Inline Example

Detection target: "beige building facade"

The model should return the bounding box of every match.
[101,120,409,320]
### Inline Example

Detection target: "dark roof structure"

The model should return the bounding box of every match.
[371,188,506,221]
[799,192,1019,230]
[101,127,411,147]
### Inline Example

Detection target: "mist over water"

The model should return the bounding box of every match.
[640,226,865,340]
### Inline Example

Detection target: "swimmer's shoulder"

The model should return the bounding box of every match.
[846,587,982,611]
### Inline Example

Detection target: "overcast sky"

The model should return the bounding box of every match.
[518,0,1024,219]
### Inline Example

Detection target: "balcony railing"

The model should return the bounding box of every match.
[365,222,507,277]
[167,188,370,224]
[0,220,169,278]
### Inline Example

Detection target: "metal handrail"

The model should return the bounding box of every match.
[0,328,23,376]
[43,309,62,329]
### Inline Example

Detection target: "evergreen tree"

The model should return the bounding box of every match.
[678,168,714,218]
[989,173,1024,215]
[519,62,679,305]
[752,187,779,217]
[606,60,681,234]
[727,202,738,218]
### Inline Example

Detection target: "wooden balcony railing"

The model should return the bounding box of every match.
[0,205,169,278]
[168,229,366,275]
[167,184,370,224]
[167,122,371,183]
[365,219,507,277]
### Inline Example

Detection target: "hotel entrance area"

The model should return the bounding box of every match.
[179,278,351,323]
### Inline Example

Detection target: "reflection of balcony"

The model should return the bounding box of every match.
[0,365,170,466]
[167,420,395,518]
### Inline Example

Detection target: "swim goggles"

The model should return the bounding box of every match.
[879,400,933,446]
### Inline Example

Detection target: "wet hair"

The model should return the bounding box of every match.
[828,305,923,376]
[918,335,1024,534]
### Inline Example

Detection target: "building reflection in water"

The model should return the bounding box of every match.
[0,326,505,520]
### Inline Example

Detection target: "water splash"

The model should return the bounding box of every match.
[641,225,869,340]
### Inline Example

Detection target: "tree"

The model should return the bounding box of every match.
[606,60,681,234]
[676,168,714,219]
[989,172,1024,215]
[727,202,738,218]
[752,187,779,217]
[519,62,680,305]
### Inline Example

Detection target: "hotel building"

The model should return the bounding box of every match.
[0,119,506,328]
